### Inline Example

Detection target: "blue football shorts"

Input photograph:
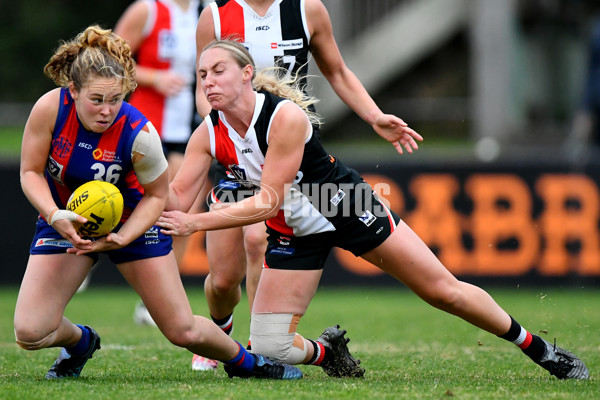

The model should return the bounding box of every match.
[29,218,173,264]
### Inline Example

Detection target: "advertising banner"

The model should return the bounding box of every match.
[3,162,599,286]
[175,161,600,286]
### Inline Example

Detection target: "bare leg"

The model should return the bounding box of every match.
[250,221,509,363]
[253,268,322,314]
[118,251,240,360]
[242,222,268,312]
[359,220,589,380]
[134,153,210,326]
[252,268,322,361]
[167,152,208,267]
[205,227,246,319]
[192,200,247,369]
[361,220,511,335]
[14,254,94,349]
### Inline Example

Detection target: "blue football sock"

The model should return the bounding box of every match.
[224,341,256,372]
[67,325,91,356]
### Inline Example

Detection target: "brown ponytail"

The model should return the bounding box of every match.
[44,25,137,94]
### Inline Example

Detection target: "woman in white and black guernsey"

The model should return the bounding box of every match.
[158,40,589,380]
[193,0,423,372]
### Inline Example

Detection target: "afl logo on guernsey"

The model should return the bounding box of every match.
[46,156,65,185]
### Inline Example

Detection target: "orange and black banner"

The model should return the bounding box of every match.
[175,162,600,287]
[3,162,600,286]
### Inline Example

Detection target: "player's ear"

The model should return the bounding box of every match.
[68,82,79,100]
[242,64,254,84]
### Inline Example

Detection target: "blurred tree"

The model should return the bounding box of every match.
[0,1,131,102]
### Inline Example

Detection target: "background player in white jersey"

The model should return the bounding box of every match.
[115,0,204,329]
[157,39,589,381]
[192,0,419,371]
[116,0,203,265]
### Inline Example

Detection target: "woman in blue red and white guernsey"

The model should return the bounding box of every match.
[157,39,589,380]
[15,26,301,381]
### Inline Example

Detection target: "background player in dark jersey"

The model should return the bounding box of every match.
[14,26,301,381]
[157,39,589,380]
[192,0,421,370]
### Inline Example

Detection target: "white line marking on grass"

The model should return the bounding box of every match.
[102,344,135,350]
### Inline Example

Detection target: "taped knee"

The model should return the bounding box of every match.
[250,313,308,364]
[15,328,58,351]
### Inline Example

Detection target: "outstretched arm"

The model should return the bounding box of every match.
[166,122,213,212]
[306,0,423,153]
[157,102,308,235]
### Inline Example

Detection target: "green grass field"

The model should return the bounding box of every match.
[0,125,475,164]
[0,286,597,399]
[0,127,22,160]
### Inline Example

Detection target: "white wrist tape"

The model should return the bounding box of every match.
[49,209,79,226]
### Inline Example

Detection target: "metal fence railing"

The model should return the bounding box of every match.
[322,0,409,44]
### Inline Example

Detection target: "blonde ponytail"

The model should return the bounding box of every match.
[203,40,321,126]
